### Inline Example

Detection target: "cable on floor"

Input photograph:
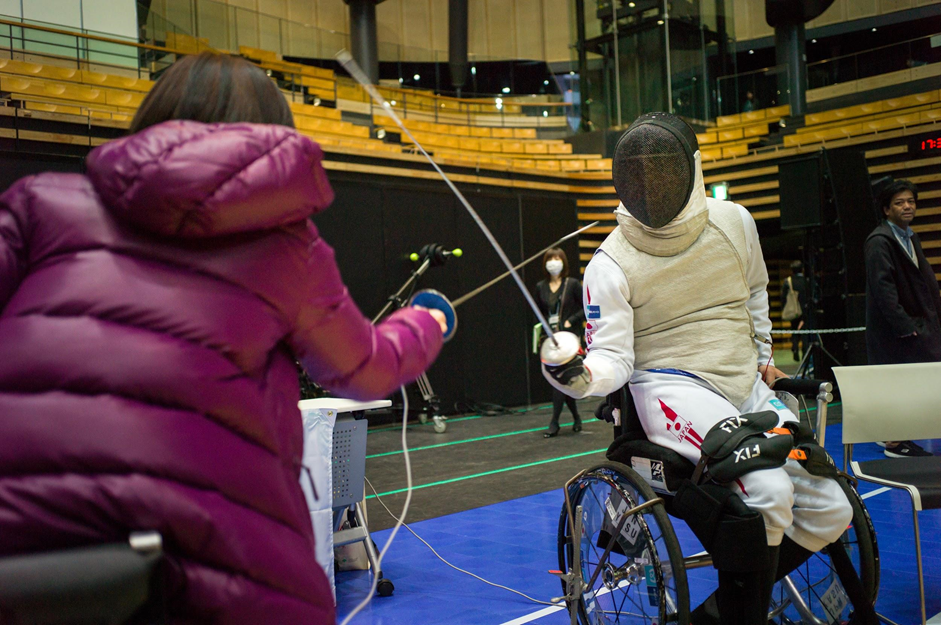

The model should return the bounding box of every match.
[363,476,558,608]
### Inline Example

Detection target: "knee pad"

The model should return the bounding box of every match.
[671,480,770,573]
[694,411,794,484]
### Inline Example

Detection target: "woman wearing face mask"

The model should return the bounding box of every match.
[534,248,585,437]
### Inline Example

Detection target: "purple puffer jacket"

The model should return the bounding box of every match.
[0,121,442,623]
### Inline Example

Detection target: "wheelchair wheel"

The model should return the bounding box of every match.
[558,462,689,625]
[770,477,879,624]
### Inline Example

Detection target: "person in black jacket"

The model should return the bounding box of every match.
[781,260,807,360]
[864,179,940,457]
[534,248,585,437]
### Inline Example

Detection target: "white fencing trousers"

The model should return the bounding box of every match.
[630,370,853,552]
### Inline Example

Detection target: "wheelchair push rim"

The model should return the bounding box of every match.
[558,461,690,625]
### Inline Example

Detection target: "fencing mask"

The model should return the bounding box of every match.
[613,112,699,229]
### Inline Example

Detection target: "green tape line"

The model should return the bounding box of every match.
[366,420,578,459]
[365,448,608,499]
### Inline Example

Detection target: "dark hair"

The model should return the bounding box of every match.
[542,247,569,280]
[129,52,294,134]
[878,179,918,216]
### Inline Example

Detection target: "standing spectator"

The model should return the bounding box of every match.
[865,179,940,457]
[781,260,807,361]
[0,52,446,622]
[534,248,585,437]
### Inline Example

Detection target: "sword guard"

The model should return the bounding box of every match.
[540,331,583,367]
[409,289,458,342]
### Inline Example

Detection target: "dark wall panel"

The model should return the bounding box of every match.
[0,152,84,193]
[454,188,529,408]
[312,180,387,318]
[380,184,466,410]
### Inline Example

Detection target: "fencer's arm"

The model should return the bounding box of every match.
[737,204,774,366]
[545,252,634,398]
[289,222,443,400]
[0,178,30,309]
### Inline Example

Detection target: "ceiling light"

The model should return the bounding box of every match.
[390,100,397,106]
[543,80,549,85]
[569,70,575,75]
[628,1,635,6]
[413,73,420,80]
[872,27,877,32]
[471,66,476,75]
[502,87,510,93]
[398,77,404,83]
[542,110,548,117]
[376,129,386,139]
[657,19,664,25]
[812,39,817,43]
[749,49,754,54]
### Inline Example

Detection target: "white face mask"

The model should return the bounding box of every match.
[545,259,564,277]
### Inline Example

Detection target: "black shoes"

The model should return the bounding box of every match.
[544,427,559,438]
[573,421,582,433]
[884,440,932,458]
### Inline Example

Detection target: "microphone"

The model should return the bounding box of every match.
[409,244,463,266]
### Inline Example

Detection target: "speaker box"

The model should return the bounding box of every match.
[779,152,825,230]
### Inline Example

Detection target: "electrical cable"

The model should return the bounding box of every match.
[363,476,558,608]
[339,386,413,625]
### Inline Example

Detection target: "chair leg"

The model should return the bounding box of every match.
[913,506,926,625]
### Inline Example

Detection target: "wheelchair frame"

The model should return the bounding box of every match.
[555,380,881,625]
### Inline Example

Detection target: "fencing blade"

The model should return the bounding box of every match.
[335,49,560,345]
[452,221,600,308]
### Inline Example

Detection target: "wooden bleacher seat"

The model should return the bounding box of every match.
[785,93,941,147]
[238,45,279,63]
[293,115,369,139]
[288,100,342,121]
[81,71,153,93]
[1,76,107,106]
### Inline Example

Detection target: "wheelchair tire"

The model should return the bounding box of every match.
[770,476,880,624]
[558,462,689,625]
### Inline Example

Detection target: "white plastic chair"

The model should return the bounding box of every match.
[834,363,941,625]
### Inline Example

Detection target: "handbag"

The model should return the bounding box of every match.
[782,276,803,321]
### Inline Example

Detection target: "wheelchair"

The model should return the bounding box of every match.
[555,378,880,625]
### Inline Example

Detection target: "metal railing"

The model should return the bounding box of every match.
[715,32,940,117]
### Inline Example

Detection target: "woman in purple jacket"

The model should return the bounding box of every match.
[0,52,444,623]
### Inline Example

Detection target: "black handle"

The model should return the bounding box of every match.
[771,377,831,397]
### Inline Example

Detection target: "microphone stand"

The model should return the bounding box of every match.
[373,252,448,433]
[372,257,432,324]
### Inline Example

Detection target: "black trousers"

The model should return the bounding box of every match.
[549,388,580,430]
[791,319,804,358]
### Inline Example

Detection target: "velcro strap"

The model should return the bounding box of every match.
[706,432,794,483]
[794,442,839,479]
[700,411,781,460]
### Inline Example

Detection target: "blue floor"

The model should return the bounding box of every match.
[337,425,941,625]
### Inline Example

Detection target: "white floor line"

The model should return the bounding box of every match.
[928,610,941,624]
[861,486,891,500]
[497,604,566,625]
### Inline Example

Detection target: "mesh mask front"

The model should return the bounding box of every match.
[613,113,698,229]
